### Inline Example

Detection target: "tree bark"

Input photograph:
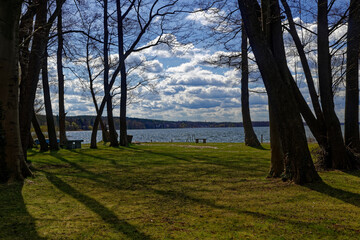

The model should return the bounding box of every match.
[107,96,119,146]
[117,0,129,147]
[345,0,360,151]
[268,102,284,177]
[238,0,320,184]
[261,0,284,176]
[241,25,261,148]
[318,0,352,169]
[32,111,48,152]
[42,50,59,151]
[28,132,34,149]
[86,36,110,143]
[0,0,32,183]
[103,0,119,147]
[57,5,67,147]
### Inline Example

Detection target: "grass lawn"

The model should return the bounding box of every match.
[1,143,360,239]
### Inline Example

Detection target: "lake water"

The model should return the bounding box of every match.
[65,126,318,144]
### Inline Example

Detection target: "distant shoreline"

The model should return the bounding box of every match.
[34,115,270,131]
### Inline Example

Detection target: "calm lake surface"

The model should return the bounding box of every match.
[65,126,318,144]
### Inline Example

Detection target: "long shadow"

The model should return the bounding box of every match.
[49,152,100,177]
[343,170,360,179]
[152,188,333,232]
[306,180,360,208]
[42,171,152,240]
[67,149,112,162]
[130,148,194,163]
[46,153,128,190]
[0,183,44,240]
[138,148,268,176]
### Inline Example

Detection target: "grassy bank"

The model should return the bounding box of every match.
[1,143,360,239]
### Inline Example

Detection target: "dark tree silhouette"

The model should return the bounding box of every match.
[0,0,32,183]
[345,0,360,151]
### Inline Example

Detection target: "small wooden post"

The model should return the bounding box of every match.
[261,134,263,143]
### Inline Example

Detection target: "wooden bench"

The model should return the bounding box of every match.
[195,138,206,143]
[65,140,84,149]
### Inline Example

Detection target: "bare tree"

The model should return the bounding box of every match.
[18,0,65,159]
[57,1,67,147]
[90,0,181,148]
[238,0,320,184]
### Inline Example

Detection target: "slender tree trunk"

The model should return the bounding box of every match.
[238,0,320,184]
[19,0,48,160]
[241,25,261,147]
[103,0,119,147]
[345,0,360,151]
[117,0,129,146]
[57,6,67,147]
[32,111,48,152]
[318,0,352,169]
[280,0,324,123]
[90,96,108,148]
[42,49,59,151]
[86,36,110,143]
[0,0,32,183]
[107,96,119,146]
[28,132,34,149]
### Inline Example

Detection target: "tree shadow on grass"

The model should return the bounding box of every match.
[306,180,360,208]
[151,188,334,233]
[342,170,360,179]
[137,148,268,177]
[0,183,44,240]
[42,171,152,240]
[67,149,112,161]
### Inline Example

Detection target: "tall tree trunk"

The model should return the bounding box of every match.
[117,0,129,147]
[268,102,284,177]
[0,0,32,183]
[241,25,261,147]
[107,96,119,146]
[261,0,284,176]
[103,0,119,147]
[280,0,331,166]
[238,0,320,184]
[318,0,352,169]
[42,49,59,151]
[57,6,67,147]
[280,0,324,123]
[86,36,110,143]
[19,0,48,160]
[28,132,34,149]
[345,0,360,151]
[32,111,48,152]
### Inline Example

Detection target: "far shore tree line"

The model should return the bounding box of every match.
[1,0,360,184]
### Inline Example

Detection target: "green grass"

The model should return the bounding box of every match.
[1,143,360,239]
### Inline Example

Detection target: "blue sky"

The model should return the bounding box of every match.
[38,0,353,123]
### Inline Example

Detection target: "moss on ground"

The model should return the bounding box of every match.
[1,143,360,239]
